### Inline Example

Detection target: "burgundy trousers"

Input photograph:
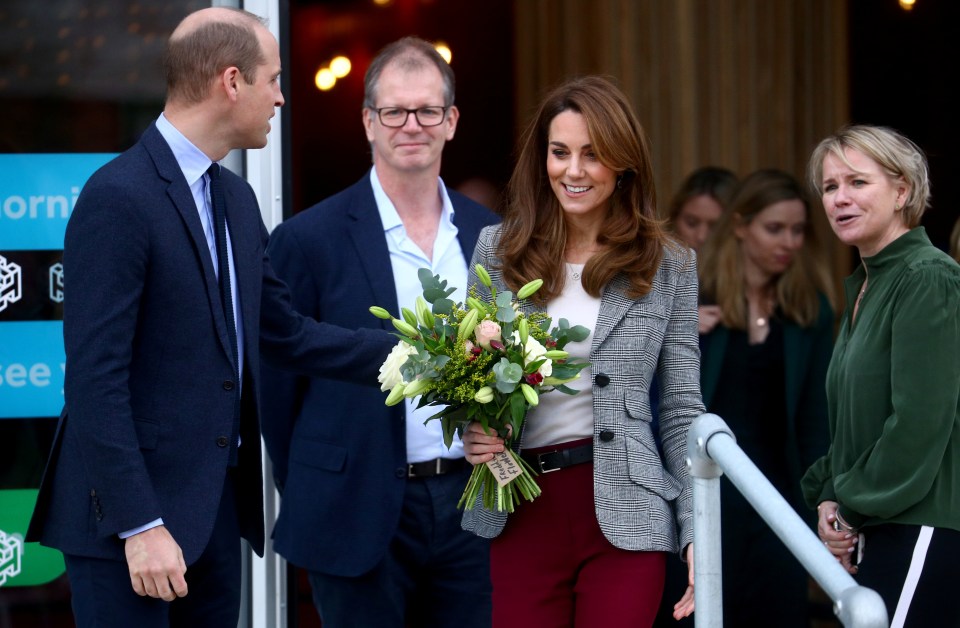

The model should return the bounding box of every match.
[491,439,667,628]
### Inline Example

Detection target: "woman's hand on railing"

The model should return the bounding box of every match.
[816,500,858,574]
[672,543,695,619]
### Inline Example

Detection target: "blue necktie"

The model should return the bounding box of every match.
[207,163,238,375]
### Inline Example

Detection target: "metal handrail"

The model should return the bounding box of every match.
[686,413,888,628]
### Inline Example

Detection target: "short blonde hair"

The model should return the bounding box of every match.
[807,124,931,228]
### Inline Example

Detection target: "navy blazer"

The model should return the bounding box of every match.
[260,173,498,577]
[27,124,393,565]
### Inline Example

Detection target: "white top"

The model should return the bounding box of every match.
[522,263,600,448]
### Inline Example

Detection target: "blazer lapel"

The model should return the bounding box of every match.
[590,274,635,353]
[143,125,236,369]
[223,174,259,372]
[782,321,807,423]
[144,125,215,285]
[347,177,400,326]
[699,326,728,407]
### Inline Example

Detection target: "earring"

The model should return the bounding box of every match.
[616,175,623,189]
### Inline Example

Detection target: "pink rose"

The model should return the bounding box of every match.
[474,320,502,351]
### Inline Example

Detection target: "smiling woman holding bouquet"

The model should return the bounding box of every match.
[461,75,705,627]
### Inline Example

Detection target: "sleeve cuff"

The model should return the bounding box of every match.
[118,518,164,539]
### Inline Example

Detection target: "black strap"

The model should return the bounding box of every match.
[407,457,468,478]
[522,443,594,473]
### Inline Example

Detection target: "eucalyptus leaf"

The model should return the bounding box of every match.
[497,306,517,323]
[493,358,522,393]
[432,297,454,316]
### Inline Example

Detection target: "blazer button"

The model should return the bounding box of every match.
[216,436,230,447]
[599,430,615,442]
[89,489,97,497]
[395,468,406,479]
[595,373,610,387]
[223,380,235,391]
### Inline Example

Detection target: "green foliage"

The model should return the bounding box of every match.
[374,265,593,511]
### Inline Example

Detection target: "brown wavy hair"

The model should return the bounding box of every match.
[700,169,835,329]
[497,75,671,304]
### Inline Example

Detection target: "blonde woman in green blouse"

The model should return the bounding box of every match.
[801,125,960,627]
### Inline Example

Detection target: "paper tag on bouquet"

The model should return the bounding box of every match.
[485,449,525,487]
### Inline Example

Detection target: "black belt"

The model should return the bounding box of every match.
[521,443,593,474]
[407,457,468,478]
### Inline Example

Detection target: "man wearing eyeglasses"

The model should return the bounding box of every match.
[260,37,497,628]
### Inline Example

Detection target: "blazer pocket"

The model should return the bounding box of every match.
[625,433,682,501]
[624,388,652,422]
[623,303,670,331]
[620,303,669,353]
[133,418,160,450]
[290,439,347,473]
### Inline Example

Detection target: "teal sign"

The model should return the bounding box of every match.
[0,153,116,588]
[0,322,65,418]
[0,154,113,249]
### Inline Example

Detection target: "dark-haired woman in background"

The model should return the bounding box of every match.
[666,166,738,335]
[698,169,835,626]
[667,166,738,253]
[460,75,704,627]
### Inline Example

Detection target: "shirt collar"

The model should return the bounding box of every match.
[369,166,456,234]
[155,113,217,186]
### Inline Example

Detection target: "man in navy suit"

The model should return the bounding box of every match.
[260,37,498,628]
[26,8,391,627]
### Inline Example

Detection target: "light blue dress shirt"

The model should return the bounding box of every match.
[370,167,467,463]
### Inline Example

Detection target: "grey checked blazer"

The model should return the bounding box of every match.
[462,225,704,555]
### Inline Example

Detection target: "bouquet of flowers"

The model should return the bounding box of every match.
[370,265,590,512]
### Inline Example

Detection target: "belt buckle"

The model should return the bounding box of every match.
[435,458,444,475]
[537,452,560,474]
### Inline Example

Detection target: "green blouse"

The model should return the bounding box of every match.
[801,227,960,530]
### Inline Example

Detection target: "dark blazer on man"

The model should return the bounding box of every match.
[27,124,392,566]
[260,173,498,577]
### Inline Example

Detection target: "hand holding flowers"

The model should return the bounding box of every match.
[371,265,590,511]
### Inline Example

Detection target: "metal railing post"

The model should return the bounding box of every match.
[686,413,732,628]
[685,414,888,628]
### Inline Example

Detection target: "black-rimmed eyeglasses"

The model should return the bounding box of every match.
[372,106,449,128]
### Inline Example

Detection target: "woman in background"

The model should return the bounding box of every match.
[667,166,738,334]
[461,75,704,627]
[667,166,738,254]
[697,169,835,627]
[802,124,960,626]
